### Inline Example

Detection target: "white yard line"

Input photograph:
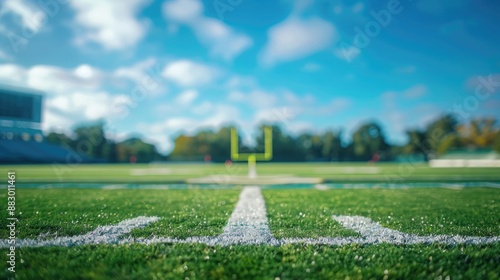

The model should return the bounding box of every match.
[332,215,500,245]
[2,187,500,247]
[0,216,159,248]
[215,186,277,245]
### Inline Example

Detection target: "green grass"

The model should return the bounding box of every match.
[264,188,500,238]
[0,189,239,239]
[1,186,499,279]
[6,243,499,280]
[2,162,500,183]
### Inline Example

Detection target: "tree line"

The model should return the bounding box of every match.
[45,121,163,163]
[46,115,500,163]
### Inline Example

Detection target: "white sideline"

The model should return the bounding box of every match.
[1,187,499,247]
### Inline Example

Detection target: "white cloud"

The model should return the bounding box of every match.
[162,60,221,87]
[0,0,46,33]
[113,58,166,95]
[0,63,104,94]
[192,18,252,61]
[286,121,315,134]
[69,0,151,50]
[162,0,252,60]
[175,89,198,105]
[43,91,132,131]
[29,64,103,94]
[381,85,427,104]
[0,64,27,84]
[403,85,427,99]
[191,101,214,115]
[254,107,298,124]
[114,58,157,83]
[228,89,277,108]
[200,104,240,127]
[139,103,241,152]
[162,0,202,23]
[318,98,351,115]
[260,17,336,66]
[225,75,257,89]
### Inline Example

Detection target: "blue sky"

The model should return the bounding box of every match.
[0,0,499,152]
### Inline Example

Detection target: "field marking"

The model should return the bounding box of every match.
[2,187,500,248]
[332,215,500,245]
[0,216,159,248]
[216,186,277,245]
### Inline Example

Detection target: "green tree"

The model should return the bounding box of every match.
[117,137,160,163]
[255,124,306,162]
[321,130,342,161]
[458,118,497,148]
[73,121,107,159]
[298,133,323,160]
[45,132,73,148]
[425,114,458,156]
[351,122,389,160]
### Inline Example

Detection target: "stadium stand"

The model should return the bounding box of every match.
[0,85,97,164]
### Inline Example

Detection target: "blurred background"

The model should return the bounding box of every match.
[0,0,499,165]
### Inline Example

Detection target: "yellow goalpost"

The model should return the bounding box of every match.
[230,126,273,178]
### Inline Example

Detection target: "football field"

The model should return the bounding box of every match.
[1,163,499,279]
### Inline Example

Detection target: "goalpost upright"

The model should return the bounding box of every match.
[230,126,273,178]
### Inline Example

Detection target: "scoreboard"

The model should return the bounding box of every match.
[0,86,43,140]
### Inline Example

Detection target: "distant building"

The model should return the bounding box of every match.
[429,149,500,167]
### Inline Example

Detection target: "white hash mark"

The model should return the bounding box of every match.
[1,187,499,247]
[0,216,159,248]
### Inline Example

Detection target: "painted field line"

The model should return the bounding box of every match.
[0,216,159,248]
[332,215,500,245]
[217,186,276,245]
[2,186,500,247]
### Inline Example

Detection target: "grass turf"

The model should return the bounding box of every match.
[5,243,499,279]
[2,162,500,183]
[0,189,239,239]
[264,188,500,238]
[1,186,499,279]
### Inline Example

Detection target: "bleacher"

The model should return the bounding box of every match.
[0,85,105,164]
